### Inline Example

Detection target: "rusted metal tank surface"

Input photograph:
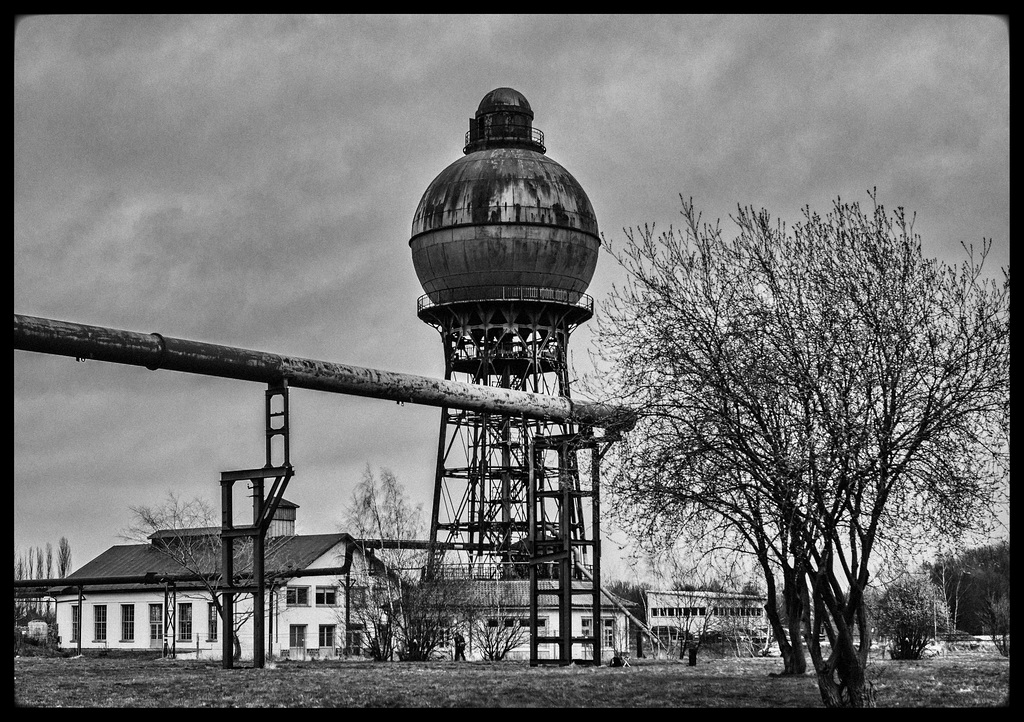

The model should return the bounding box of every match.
[409,89,600,303]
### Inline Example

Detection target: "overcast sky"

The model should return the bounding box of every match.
[14,15,1009,579]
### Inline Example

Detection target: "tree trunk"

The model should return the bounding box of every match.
[805,570,875,708]
[759,555,807,675]
[784,596,808,674]
[233,633,242,661]
[778,566,808,674]
[814,640,875,708]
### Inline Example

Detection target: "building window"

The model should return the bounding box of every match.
[582,617,615,647]
[71,605,79,643]
[290,625,307,649]
[208,603,218,642]
[149,604,163,641]
[319,625,336,648]
[177,603,192,642]
[315,586,337,606]
[120,604,135,642]
[286,586,310,607]
[93,605,107,642]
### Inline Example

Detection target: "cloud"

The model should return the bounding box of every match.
[14,14,1009,572]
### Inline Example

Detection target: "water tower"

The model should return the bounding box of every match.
[411,88,601,578]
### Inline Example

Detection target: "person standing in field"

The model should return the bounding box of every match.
[454,631,466,661]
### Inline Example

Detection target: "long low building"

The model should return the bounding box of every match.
[646,588,769,647]
[49,500,371,660]
[44,500,634,663]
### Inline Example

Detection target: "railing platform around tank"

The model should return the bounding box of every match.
[417,285,594,314]
[465,126,545,154]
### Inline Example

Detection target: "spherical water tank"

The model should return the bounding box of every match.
[410,88,600,306]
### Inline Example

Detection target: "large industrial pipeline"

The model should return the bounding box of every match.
[14,312,636,666]
[13,314,635,431]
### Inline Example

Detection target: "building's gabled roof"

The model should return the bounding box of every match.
[62,533,351,593]
[262,533,352,575]
[71,543,187,582]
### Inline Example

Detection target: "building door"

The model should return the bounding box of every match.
[289,624,307,660]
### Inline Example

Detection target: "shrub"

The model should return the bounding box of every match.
[874,576,947,660]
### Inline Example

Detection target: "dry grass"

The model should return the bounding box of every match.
[13,650,1009,708]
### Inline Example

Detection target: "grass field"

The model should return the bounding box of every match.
[13,650,1009,708]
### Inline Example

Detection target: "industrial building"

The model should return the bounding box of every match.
[46,499,633,662]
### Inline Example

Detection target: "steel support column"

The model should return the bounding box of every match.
[219,380,292,669]
[529,431,615,666]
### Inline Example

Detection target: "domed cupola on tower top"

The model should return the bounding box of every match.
[464,86,542,153]
[410,88,600,309]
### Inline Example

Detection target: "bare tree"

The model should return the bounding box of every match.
[343,558,399,662]
[343,465,462,661]
[979,591,1010,657]
[43,544,54,616]
[594,192,1009,707]
[121,492,255,660]
[343,467,473,661]
[57,537,72,578]
[402,570,471,660]
[15,542,67,621]
[14,551,28,622]
[465,581,531,661]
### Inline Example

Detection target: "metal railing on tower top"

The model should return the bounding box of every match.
[417,285,594,313]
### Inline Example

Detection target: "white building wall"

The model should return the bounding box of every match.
[271,570,347,659]
[51,543,631,663]
[463,608,630,662]
[53,546,352,660]
[645,589,769,642]
[54,588,226,656]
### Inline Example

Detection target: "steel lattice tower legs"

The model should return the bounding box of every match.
[421,300,590,578]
